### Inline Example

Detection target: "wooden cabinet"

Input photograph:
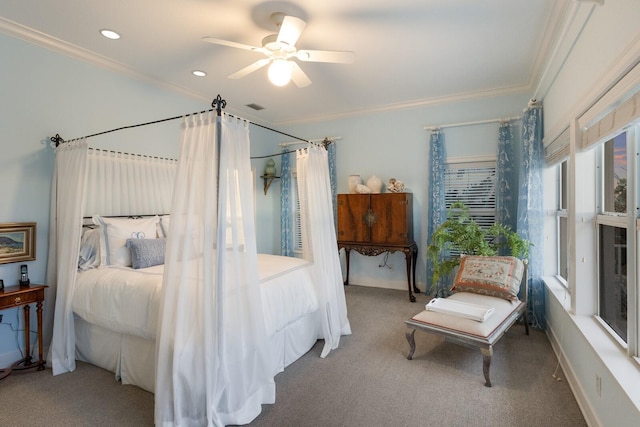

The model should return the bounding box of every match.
[337,193,413,244]
[0,284,48,380]
[337,193,419,302]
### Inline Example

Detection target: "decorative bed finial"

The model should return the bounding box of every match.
[212,95,227,116]
[50,133,65,147]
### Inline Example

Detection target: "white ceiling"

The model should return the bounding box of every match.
[0,0,564,125]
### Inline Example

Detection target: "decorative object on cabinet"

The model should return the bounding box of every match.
[387,178,405,193]
[264,158,276,176]
[355,184,372,194]
[0,284,48,380]
[366,175,383,193]
[0,222,36,265]
[337,193,419,302]
[426,202,530,294]
[348,175,362,194]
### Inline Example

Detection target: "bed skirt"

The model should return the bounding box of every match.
[74,310,320,393]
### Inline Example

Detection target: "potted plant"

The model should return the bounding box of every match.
[427,202,531,291]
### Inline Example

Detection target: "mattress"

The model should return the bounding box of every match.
[72,253,319,340]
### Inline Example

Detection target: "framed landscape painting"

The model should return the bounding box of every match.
[0,222,36,264]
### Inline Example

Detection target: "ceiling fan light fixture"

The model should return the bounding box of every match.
[268,59,292,86]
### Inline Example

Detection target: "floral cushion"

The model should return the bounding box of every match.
[451,255,524,301]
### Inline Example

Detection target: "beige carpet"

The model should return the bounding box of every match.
[0,285,586,427]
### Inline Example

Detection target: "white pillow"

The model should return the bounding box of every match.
[78,227,101,270]
[159,215,170,238]
[92,215,159,267]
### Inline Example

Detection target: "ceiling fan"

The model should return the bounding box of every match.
[203,13,355,87]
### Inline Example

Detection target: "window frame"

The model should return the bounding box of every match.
[594,126,639,355]
[556,160,569,285]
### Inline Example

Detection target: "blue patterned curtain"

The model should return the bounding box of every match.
[517,106,545,329]
[427,131,448,296]
[327,141,337,224]
[496,122,518,239]
[280,148,293,256]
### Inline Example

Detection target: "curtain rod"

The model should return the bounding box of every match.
[279,136,342,147]
[424,115,521,132]
[88,147,177,162]
[49,94,310,147]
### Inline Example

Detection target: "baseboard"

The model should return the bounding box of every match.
[546,324,601,427]
[0,349,25,369]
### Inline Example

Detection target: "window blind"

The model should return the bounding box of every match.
[545,126,570,165]
[444,164,497,231]
[582,89,640,150]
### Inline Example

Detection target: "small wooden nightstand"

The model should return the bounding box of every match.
[0,284,48,380]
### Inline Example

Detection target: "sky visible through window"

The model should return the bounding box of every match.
[614,132,627,181]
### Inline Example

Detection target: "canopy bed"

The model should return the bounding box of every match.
[45,97,351,426]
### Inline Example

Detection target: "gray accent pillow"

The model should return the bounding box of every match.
[126,238,166,269]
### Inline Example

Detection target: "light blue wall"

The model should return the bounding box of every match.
[0,32,284,366]
[275,92,529,292]
[0,33,204,365]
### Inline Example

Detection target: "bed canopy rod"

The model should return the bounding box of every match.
[279,136,342,147]
[424,115,522,132]
[49,94,310,148]
[249,137,336,160]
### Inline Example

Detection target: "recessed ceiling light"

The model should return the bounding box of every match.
[192,70,207,77]
[100,29,121,40]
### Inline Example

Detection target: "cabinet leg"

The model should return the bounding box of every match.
[344,249,350,286]
[405,251,416,302]
[23,305,32,366]
[36,301,45,369]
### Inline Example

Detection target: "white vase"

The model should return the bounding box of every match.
[348,175,362,194]
[366,175,382,193]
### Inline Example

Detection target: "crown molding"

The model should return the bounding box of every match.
[0,17,212,103]
[273,84,531,127]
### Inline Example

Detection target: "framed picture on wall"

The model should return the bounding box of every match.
[0,222,36,264]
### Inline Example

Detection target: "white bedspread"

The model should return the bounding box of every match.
[72,254,318,340]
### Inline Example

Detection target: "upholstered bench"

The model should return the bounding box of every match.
[405,256,529,387]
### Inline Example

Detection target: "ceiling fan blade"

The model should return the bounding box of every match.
[277,16,306,47]
[202,37,263,53]
[228,58,271,79]
[290,62,311,88]
[296,50,356,64]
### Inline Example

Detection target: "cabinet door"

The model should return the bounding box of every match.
[337,194,371,242]
[370,193,413,244]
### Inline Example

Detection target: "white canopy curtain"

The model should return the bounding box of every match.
[84,149,176,216]
[47,144,177,375]
[155,112,274,426]
[296,145,351,357]
[46,139,88,375]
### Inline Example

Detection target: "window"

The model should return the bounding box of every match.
[557,160,569,282]
[443,162,497,245]
[597,132,630,343]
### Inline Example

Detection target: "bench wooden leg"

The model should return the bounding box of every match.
[406,329,416,360]
[481,347,493,387]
